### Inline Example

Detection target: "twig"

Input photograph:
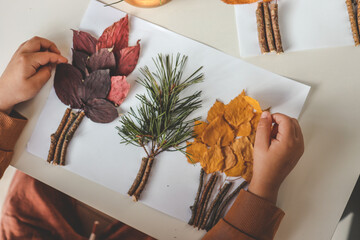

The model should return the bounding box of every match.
[256,2,269,54]
[212,181,248,227]
[263,2,276,52]
[188,169,205,225]
[60,111,85,165]
[104,0,124,7]
[202,182,232,230]
[47,108,71,163]
[198,175,218,229]
[346,0,360,46]
[128,157,149,196]
[53,112,77,165]
[270,3,284,53]
[132,156,155,201]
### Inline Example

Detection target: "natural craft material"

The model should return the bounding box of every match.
[346,0,360,46]
[270,3,284,53]
[198,174,218,229]
[47,16,140,165]
[263,2,276,52]
[256,2,269,54]
[117,54,204,201]
[358,0,360,38]
[188,169,205,225]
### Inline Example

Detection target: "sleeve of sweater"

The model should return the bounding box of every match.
[0,111,27,179]
[203,189,285,240]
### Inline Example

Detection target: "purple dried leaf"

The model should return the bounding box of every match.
[116,40,140,76]
[72,49,89,76]
[87,49,116,73]
[54,63,84,109]
[96,15,129,51]
[72,30,97,55]
[82,69,111,102]
[84,98,118,123]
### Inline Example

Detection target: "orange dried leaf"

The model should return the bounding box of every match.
[237,121,252,137]
[186,141,208,164]
[222,146,237,172]
[242,163,253,182]
[244,96,262,113]
[194,120,208,141]
[201,144,224,173]
[201,116,234,147]
[251,112,262,131]
[225,149,246,177]
[207,100,225,123]
[224,94,254,128]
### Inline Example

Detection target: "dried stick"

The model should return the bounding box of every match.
[193,173,217,227]
[128,157,150,196]
[346,0,360,46]
[198,175,218,229]
[59,111,85,166]
[213,181,248,226]
[256,2,269,54]
[132,156,155,201]
[263,2,276,52]
[270,3,284,53]
[358,0,360,38]
[53,112,77,165]
[202,182,232,230]
[188,169,205,225]
[47,108,71,163]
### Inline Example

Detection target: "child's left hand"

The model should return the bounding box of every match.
[0,36,68,114]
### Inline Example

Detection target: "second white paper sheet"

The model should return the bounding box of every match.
[235,0,354,57]
[27,0,310,223]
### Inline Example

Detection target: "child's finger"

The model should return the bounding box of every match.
[21,36,61,54]
[254,111,272,150]
[271,113,296,141]
[29,52,67,70]
[28,65,52,86]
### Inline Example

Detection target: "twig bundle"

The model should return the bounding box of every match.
[346,0,360,46]
[256,1,283,54]
[188,168,248,232]
[47,109,85,165]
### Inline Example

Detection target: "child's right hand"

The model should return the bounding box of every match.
[248,112,304,204]
[0,36,68,114]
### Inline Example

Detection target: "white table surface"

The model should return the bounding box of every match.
[1,0,359,239]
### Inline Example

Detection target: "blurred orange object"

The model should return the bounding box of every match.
[125,0,170,8]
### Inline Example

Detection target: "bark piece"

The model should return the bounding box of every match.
[256,2,269,54]
[53,112,78,165]
[47,108,71,163]
[346,0,360,46]
[263,2,276,52]
[270,3,284,53]
[128,157,149,196]
[188,169,205,225]
[202,182,232,230]
[60,111,86,166]
[198,175,218,229]
[132,157,155,201]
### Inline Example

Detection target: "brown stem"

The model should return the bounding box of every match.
[213,181,248,227]
[256,2,269,54]
[358,0,360,38]
[47,108,71,163]
[59,111,85,166]
[263,2,276,52]
[270,3,284,54]
[193,173,216,227]
[188,169,205,225]
[128,157,149,196]
[132,156,155,201]
[53,112,77,165]
[202,182,232,230]
[346,0,360,46]
[198,175,218,229]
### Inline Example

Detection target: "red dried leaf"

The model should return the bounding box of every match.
[87,49,116,73]
[107,76,130,106]
[116,40,140,76]
[72,49,89,76]
[54,63,84,109]
[96,15,129,51]
[82,69,111,102]
[72,30,97,55]
[84,98,118,123]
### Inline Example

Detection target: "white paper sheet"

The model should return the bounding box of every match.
[27,0,310,223]
[235,0,354,57]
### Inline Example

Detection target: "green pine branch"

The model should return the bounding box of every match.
[116,54,203,157]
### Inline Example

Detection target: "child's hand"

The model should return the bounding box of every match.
[0,36,68,114]
[249,112,304,203]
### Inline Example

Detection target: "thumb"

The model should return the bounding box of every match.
[254,111,272,150]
